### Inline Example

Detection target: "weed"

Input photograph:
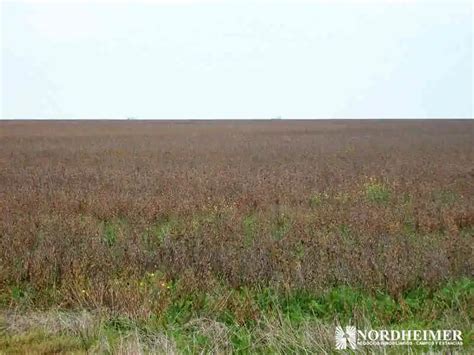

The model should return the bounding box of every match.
[242,214,258,246]
[365,178,391,204]
[433,190,458,206]
[103,221,119,247]
[309,192,329,207]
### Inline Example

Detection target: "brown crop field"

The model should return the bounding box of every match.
[0,119,473,353]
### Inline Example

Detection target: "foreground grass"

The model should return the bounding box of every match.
[1,278,472,353]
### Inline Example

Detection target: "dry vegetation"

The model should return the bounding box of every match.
[0,119,473,352]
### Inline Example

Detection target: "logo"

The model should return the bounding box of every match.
[335,326,463,350]
[335,326,357,350]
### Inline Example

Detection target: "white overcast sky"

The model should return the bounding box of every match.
[1,0,472,119]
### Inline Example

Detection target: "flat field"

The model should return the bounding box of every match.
[0,120,473,353]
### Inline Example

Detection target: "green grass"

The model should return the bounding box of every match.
[365,180,391,204]
[243,214,258,246]
[1,278,472,353]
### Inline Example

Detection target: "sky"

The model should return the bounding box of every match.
[1,0,472,119]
